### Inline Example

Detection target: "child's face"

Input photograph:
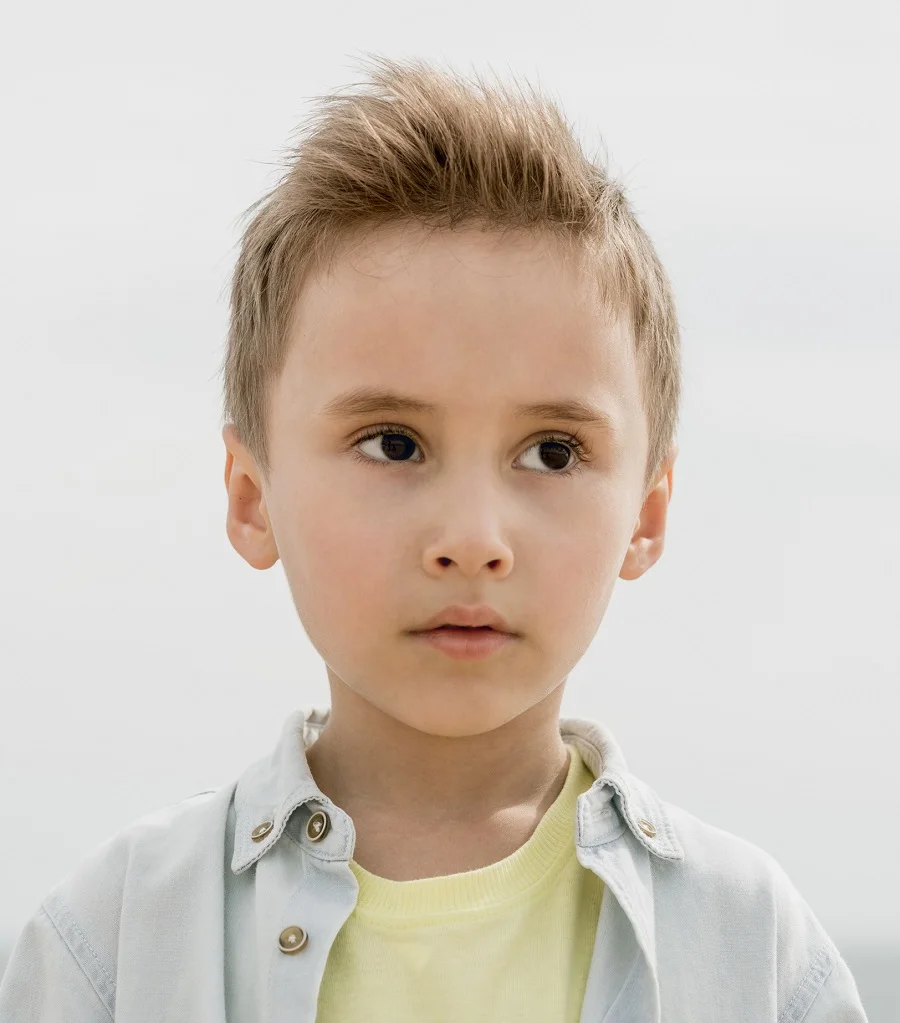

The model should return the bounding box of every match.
[224,222,674,738]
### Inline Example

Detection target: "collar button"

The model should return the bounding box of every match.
[306,810,331,842]
[251,820,274,842]
[638,817,657,837]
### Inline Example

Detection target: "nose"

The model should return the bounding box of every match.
[423,520,513,579]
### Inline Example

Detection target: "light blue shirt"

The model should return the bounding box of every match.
[0,706,869,1021]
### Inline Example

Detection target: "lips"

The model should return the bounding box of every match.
[413,623,515,659]
[416,604,514,634]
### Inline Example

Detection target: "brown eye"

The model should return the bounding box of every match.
[518,439,577,473]
[352,426,588,477]
[355,430,422,464]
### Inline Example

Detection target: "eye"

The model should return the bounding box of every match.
[354,427,424,466]
[351,425,590,477]
[518,437,583,475]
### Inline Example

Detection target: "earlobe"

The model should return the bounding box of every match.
[619,530,666,582]
[222,426,280,570]
[619,533,658,582]
[225,502,280,570]
[619,458,675,582]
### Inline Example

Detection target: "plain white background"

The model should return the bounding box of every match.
[1,0,898,1014]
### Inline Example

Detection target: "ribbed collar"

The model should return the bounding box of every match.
[346,741,594,917]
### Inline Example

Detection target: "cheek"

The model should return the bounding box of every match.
[541,509,625,624]
[547,547,609,626]
[294,497,397,613]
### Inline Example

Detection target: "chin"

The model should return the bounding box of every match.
[381,689,526,739]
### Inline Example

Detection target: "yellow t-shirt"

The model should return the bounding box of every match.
[315,742,603,1022]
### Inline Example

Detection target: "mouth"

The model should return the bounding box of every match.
[434,625,496,630]
[411,624,515,659]
[414,604,513,634]
[423,625,509,636]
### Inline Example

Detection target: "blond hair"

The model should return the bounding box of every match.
[219,54,681,499]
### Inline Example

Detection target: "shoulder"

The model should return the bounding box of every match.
[650,797,858,1018]
[1,783,237,1020]
[52,784,232,908]
[38,785,233,992]
[655,796,823,924]
[661,797,784,878]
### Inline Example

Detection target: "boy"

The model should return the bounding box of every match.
[0,55,868,1022]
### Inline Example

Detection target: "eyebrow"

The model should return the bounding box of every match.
[318,386,619,433]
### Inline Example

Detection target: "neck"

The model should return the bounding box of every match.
[304,678,571,825]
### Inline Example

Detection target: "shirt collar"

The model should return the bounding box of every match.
[231,705,683,875]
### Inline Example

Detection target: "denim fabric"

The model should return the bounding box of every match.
[0,706,869,1022]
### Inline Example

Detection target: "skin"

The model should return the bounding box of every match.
[222,221,676,880]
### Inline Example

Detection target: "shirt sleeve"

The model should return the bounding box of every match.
[0,905,113,1023]
[795,950,870,1023]
[767,853,870,1023]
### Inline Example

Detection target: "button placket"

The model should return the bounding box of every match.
[252,807,337,963]
[274,808,333,961]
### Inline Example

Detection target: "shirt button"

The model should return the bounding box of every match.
[278,926,308,954]
[638,817,657,837]
[251,820,274,842]
[306,810,331,842]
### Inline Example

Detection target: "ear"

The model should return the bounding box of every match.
[619,444,677,582]
[222,424,280,570]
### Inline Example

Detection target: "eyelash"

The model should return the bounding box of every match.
[349,423,592,478]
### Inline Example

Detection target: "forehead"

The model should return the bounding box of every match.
[278,222,641,430]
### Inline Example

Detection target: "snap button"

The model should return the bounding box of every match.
[278,925,308,954]
[306,809,331,842]
[251,820,274,842]
[638,817,657,837]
